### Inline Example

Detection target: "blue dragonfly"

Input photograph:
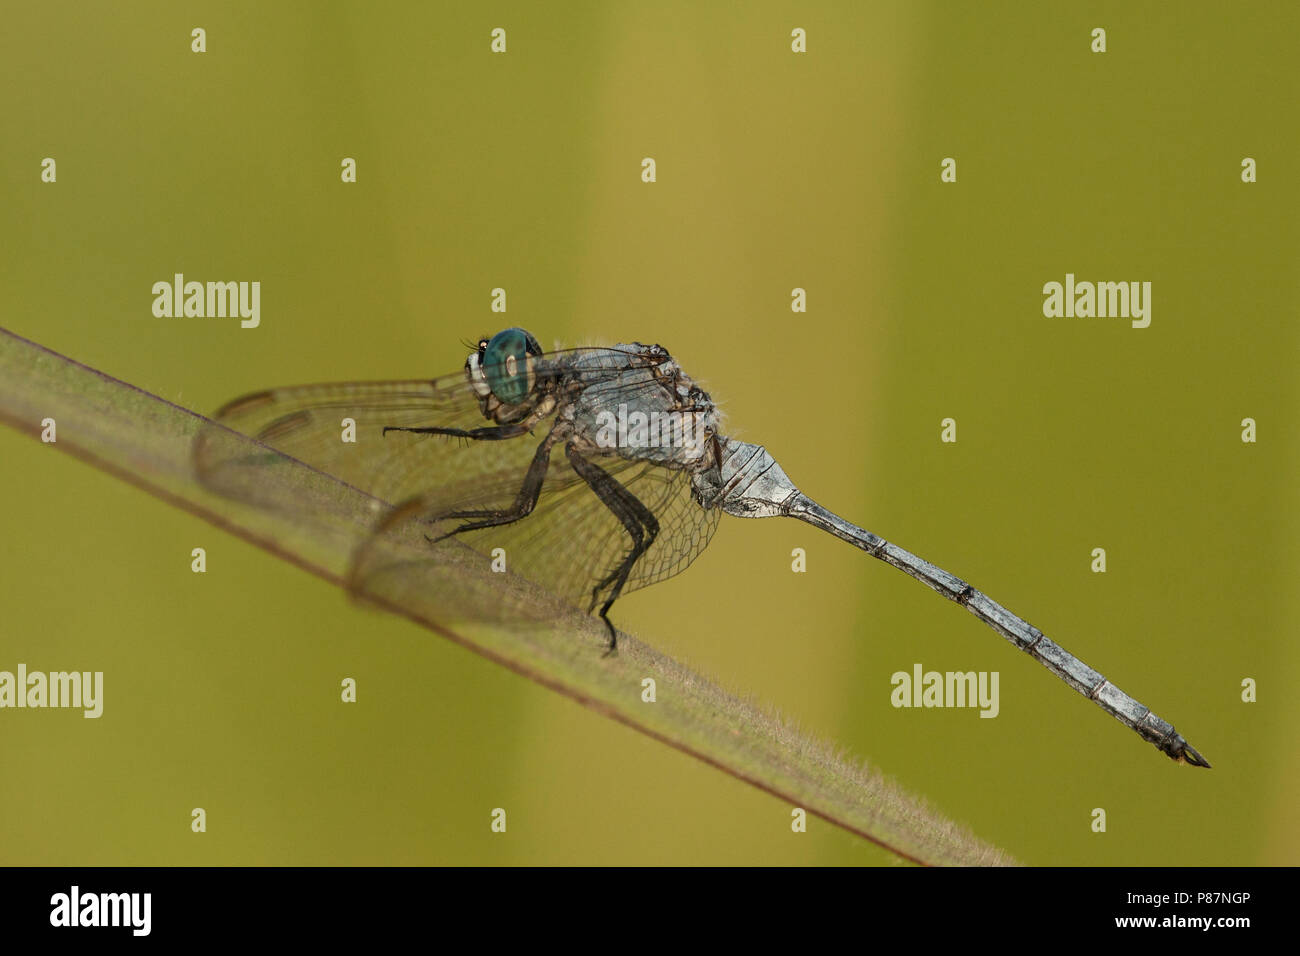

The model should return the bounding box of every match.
[196,327,1210,768]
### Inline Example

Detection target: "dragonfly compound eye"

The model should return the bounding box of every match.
[482,327,541,405]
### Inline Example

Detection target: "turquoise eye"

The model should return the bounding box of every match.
[482,328,541,404]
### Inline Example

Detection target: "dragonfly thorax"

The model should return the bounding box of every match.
[562,343,723,474]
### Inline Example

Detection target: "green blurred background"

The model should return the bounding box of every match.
[1,1,1295,865]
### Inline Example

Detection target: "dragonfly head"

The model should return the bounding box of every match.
[467,328,544,406]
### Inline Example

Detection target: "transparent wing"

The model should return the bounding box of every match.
[193,343,672,511]
[349,456,721,631]
[193,375,540,512]
[194,344,720,632]
[572,461,721,597]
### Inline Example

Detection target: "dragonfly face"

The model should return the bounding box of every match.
[466,327,546,424]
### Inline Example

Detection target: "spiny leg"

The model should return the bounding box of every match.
[565,445,660,655]
[588,479,660,598]
[381,415,558,535]
[579,471,659,628]
[429,431,559,541]
[383,421,533,441]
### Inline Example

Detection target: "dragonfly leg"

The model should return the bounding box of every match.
[382,421,532,441]
[429,432,558,539]
[565,445,660,655]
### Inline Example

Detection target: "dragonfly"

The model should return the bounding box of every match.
[194,327,1210,769]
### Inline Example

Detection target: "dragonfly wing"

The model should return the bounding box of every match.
[349,451,720,631]
[193,344,667,510]
[193,374,556,514]
[616,464,721,595]
[196,343,720,632]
